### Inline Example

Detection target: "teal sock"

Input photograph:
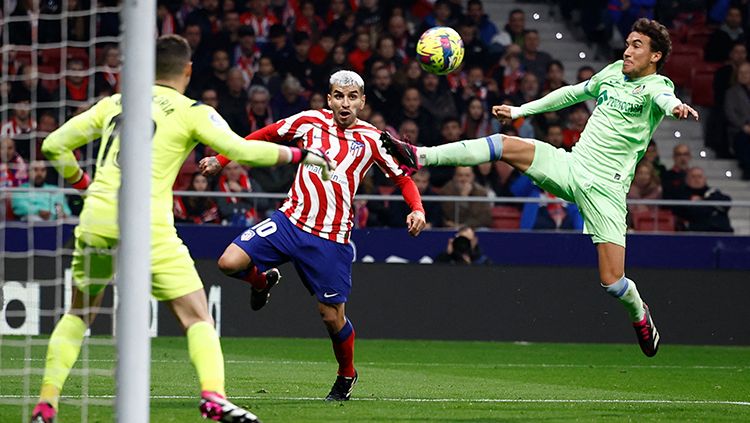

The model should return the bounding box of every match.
[420,134,502,166]
[602,276,646,322]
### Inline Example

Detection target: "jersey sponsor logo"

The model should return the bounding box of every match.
[631,84,646,95]
[240,229,256,241]
[598,89,644,116]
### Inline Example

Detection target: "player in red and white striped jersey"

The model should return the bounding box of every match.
[200,70,426,400]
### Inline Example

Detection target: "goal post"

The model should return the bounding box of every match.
[115,0,155,421]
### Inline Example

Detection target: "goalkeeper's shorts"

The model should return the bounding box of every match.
[71,227,203,301]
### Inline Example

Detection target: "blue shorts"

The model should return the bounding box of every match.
[232,211,354,304]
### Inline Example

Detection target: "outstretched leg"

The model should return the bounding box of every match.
[380,131,537,173]
[218,243,280,311]
[597,243,660,357]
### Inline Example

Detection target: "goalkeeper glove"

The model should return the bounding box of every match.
[291,147,336,181]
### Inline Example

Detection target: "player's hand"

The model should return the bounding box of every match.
[492,104,513,122]
[199,156,223,176]
[406,210,426,237]
[302,148,336,181]
[672,103,699,121]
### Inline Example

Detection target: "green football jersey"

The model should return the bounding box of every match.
[42,85,283,238]
[518,60,682,186]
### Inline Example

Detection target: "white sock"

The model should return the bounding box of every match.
[602,276,646,322]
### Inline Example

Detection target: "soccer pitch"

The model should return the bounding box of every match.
[2,337,749,422]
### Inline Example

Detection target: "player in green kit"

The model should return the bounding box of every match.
[31,35,334,423]
[382,19,699,357]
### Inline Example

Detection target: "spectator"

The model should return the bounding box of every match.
[473,160,515,197]
[185,0,222,46]
[233,26,262,87]
[520,29,553,85]
[508,72,539,106]
[309,30,337,65]
[576,65,595,83]
[562,105,589,150]
[309,91,326,110]
[1,97,35,140]
[420,0,455,33]
[321,45,351,79]
[10,65,56,111]
[440,166,492,228]
[420,73,458,127]
[325,0,350,26]
[366,34,403,75]
[174,172,221,224]
[356,0,382,29]
[466,0,498,47]
[491,48,524,96]
[366,66,401,122]
[627,161,663,214]
[246,85,274,133]
[387,168,444,228]
[250,55,282,96]
[491,8,526,51]
[201,88,220,109]
[643,139,667,177]
[157,1,177,36]
[709,42,746,158]
[394,59,424,90]
[543,60,568,94]
[183,23,212,77]
[1,138,29,188]
[348,32,373,75]
[239,0,279,47]
[399,119,420,146]
[461,97,494,139]
[679,167,733,232]
[294,0,326,42]
[435,226,490,265]
[94,45,121,96]
[271,75,307,119]
[723,61,750,180]
[219,68,251,134]
[65,59,89,107]
[285,31,320,92]
[705,6,745,63]
[387,14,415,62]
[662,144,691,199]
[459,65,500,111]
[544,122,565,149]
[217,161,267,226]
[393,87,438,147]
[429,117,464,189]
[192,49,231,98]
[12,161,70,222]
[458,18,489,68]
[218,9,242,53]
[265,23,294,70]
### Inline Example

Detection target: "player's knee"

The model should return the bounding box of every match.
[217,252,243,275]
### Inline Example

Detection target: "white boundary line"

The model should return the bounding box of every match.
[8,357,750,370]
[0,395,748,406]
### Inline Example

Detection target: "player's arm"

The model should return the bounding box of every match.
[190,105,335,178]
[653,83,699,121]
[41,97,113,189]
[503,81,594,119]
[212,122,288,167]
[371,132,426,236]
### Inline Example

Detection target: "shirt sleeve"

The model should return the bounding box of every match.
[393,175,424,214]
[41,96,113,179]
[652,77,682,117]
[187,104,283,168]
[515,81,593,118]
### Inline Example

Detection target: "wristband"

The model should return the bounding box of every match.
[289,147,305,164]
[216,155,231,167]
[71,171,90,190]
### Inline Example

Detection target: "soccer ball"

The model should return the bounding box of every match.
[416,26,465,75]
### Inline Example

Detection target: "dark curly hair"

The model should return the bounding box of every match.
[631,18,672,72]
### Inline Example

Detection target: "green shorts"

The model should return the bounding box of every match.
[71,227,203,301]
[524,140,628,247]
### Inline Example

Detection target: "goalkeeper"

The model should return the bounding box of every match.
[31,34,333,423]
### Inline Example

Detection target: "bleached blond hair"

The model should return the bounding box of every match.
[329,70,365,92]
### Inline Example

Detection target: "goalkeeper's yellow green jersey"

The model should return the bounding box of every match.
[42,84,282,238]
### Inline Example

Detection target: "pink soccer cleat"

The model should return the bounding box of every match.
[199,391,261,423]
[30,402,56,423]
[633,304,660,357]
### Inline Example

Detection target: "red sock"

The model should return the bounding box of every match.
[330,319,355,377]
[235,266,267,290]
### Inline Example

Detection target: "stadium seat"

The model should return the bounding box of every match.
[691,63,723,107]
[632,209,675,232]
[686,27,713,48]
[491,205,521,230]
[663,47,703,88]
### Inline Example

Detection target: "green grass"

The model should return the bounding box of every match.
[1,337,749,422]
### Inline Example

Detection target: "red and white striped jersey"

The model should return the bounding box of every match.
[249,109,406,243]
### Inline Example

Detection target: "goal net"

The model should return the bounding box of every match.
[1,0,123,420]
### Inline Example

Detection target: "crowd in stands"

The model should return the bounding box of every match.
[0,0,736,232]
